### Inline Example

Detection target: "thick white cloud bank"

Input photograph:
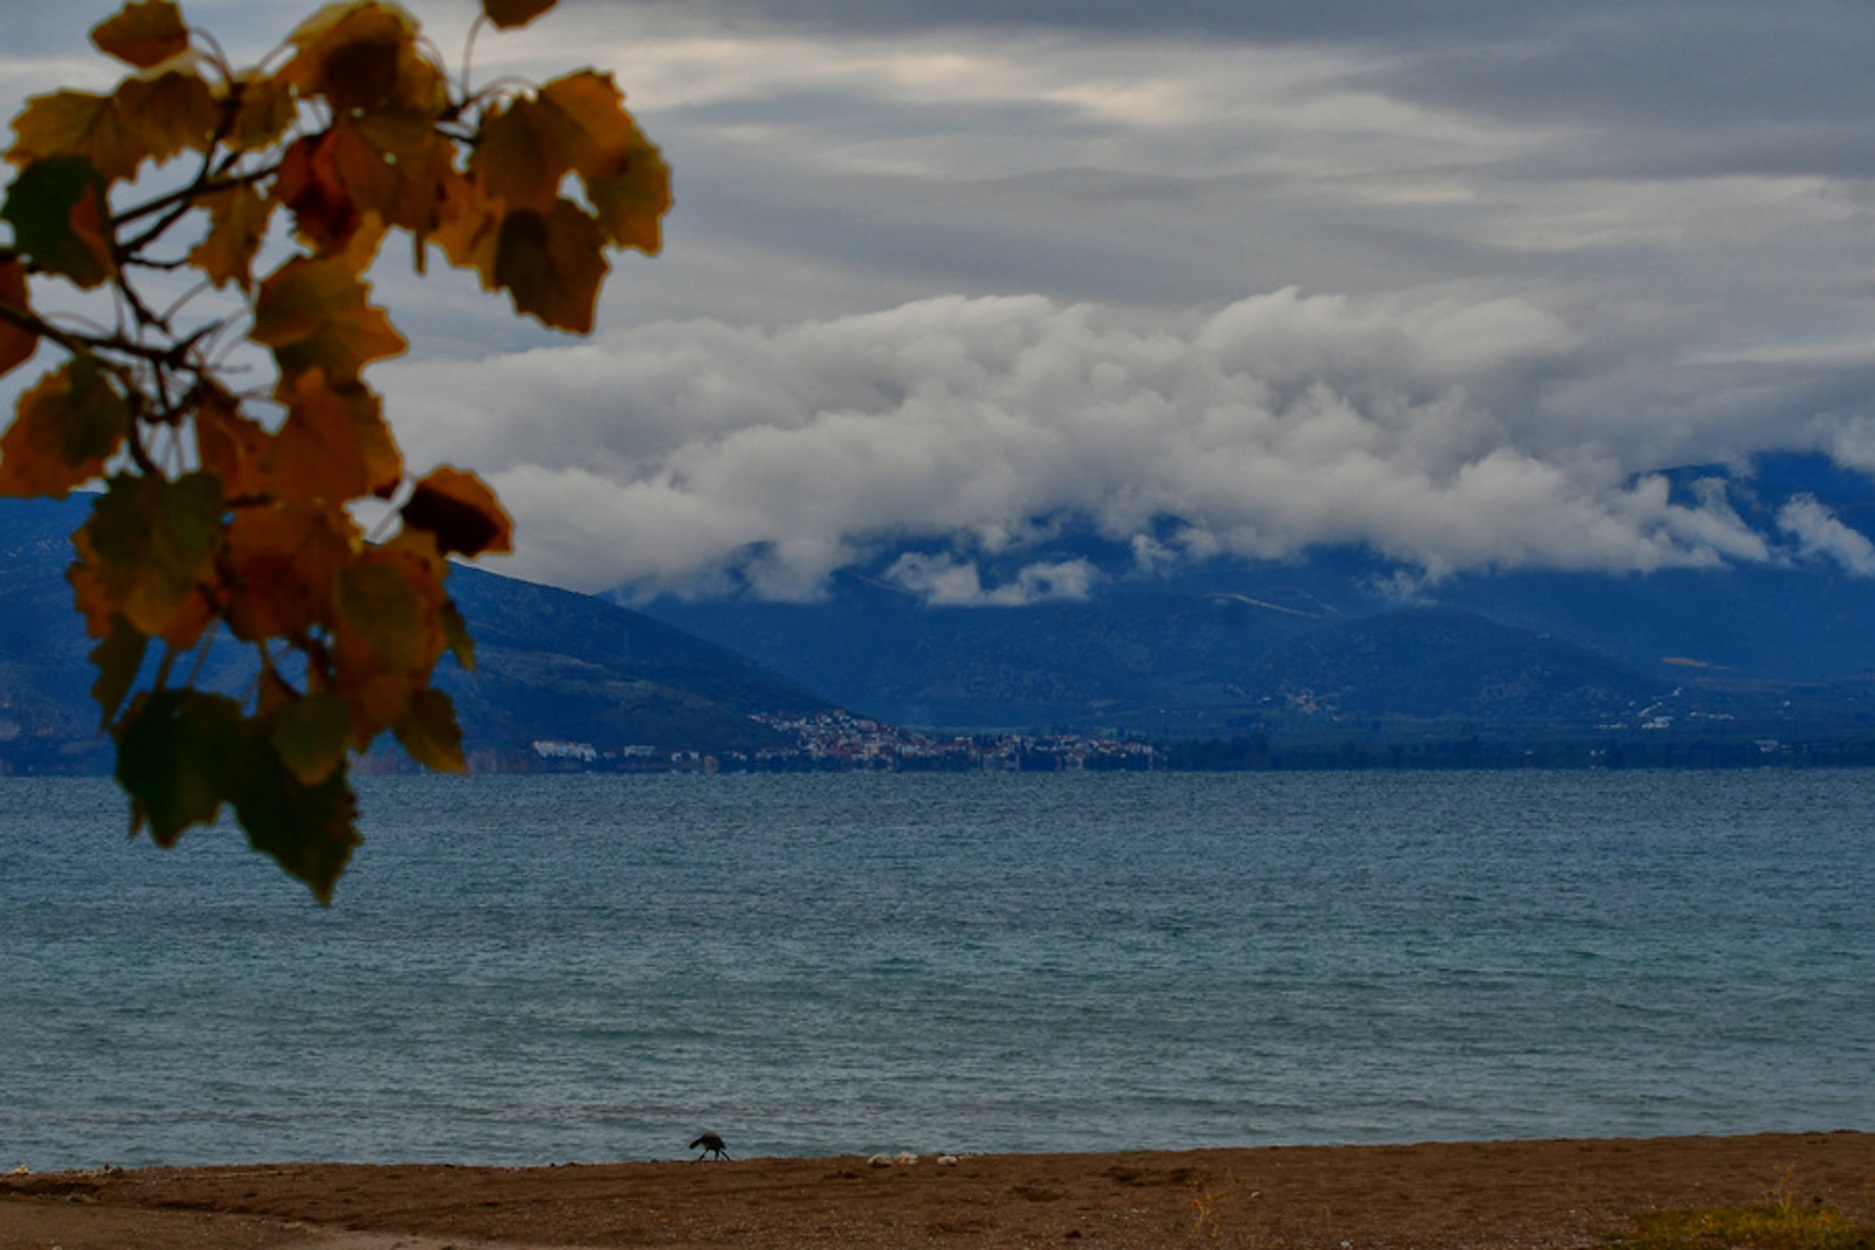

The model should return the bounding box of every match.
[380,287,1816,598]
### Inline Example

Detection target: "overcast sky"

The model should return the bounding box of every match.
[10,0,1875,599]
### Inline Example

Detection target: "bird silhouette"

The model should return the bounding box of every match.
[689,1132,730,1160]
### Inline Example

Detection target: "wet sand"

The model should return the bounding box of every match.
[4,1131,1873,1250]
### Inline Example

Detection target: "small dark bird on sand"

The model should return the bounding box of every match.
[690,1132,730,1160]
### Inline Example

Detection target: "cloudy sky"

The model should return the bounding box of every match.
[10,0,1875,600]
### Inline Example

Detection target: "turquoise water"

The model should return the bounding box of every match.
[2,770,1871,1170]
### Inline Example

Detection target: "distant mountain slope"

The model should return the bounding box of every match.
[1239,607,1665,726]
[635,453,1875,735]
[637,572,1328,732]
[439,567,828,753]
[0,499,827,770]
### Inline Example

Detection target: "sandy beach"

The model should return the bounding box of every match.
[3,1131,1872,1250]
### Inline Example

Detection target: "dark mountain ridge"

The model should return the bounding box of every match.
[0,497,827,772]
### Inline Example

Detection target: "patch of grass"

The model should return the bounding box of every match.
[1609,1202,1873,1250]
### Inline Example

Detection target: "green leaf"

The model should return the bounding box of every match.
[0,355,134,499]
[269,692,353,786]
[1,156,116,288]
[230,734,360,905]
[115,689,243,846]
[89,614,148,729]
[69,471,224,645]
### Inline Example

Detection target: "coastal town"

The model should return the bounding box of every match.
[527,710,1160,773]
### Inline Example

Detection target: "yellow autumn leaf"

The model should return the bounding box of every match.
[8,90,141,181]
[189,183,272,289]
[91,0,191,70]
[470,98,570,215]
[114,65,219,166]
[494,199,609,333]
[538,71,638,179]
[536,72,670,252]
[224,71,296,153]
[587,131,670,255]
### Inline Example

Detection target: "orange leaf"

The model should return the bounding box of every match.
[0,258,38,377]
[494,200,609,333]
[252,253,407,382]
[269,368,403,504]
[274,133,363,254]
[192,383,271,497]
[277,2,444,116]
[91,0,191,69]
[69,471,223,647]
[8,91,142,182]
[189,183,272,289]
[0,357,131,498]
[114,65,219,166]
[220,499,357,641]
[482,0,557,30]
[400,465,513,557]
[470,98,570,215]
[325,115,459,236]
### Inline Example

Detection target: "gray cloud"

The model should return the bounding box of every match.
[1778,495,1875,576]
[11,1,1875,602]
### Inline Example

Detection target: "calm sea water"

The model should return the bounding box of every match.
[2,770,1871,1170]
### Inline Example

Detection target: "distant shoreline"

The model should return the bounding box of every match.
[13,730,1875,778]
